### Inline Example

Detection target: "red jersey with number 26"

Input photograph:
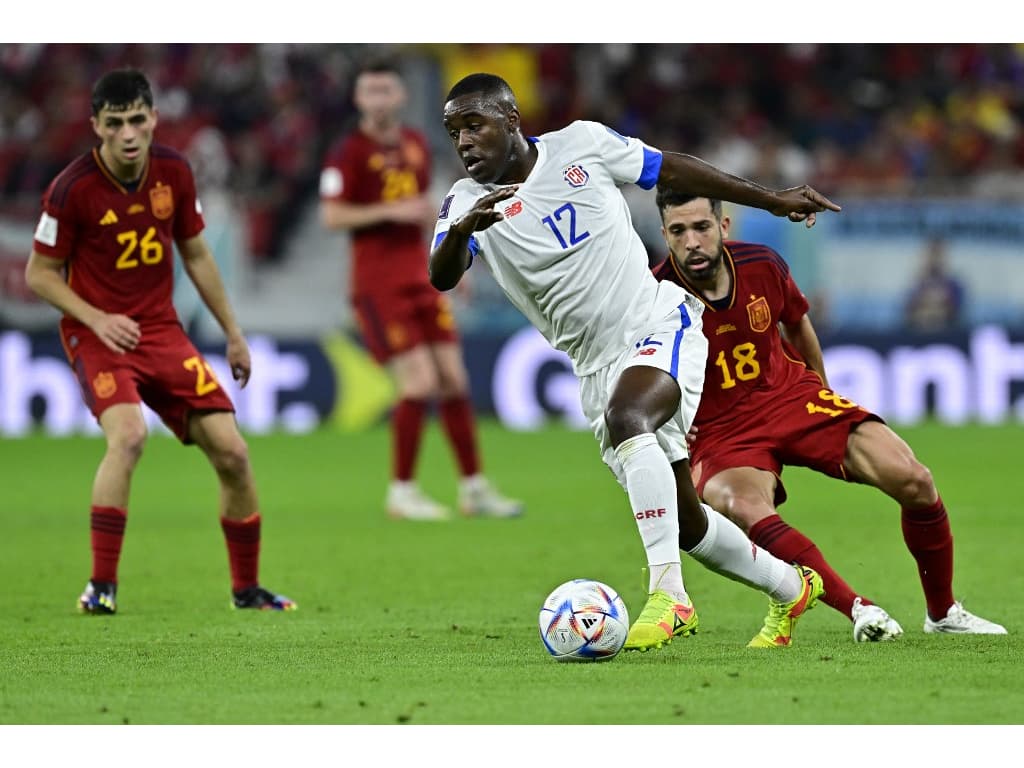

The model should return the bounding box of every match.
[319,127,431,295]
[652,240,811,431]
[33,144,205,336]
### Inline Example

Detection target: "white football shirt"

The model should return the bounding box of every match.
[433,120,693,376]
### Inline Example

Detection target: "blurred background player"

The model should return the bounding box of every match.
[24,68,295,613]
[319,61,521,521]
[652,190,1006,639]
[903,237,966,333]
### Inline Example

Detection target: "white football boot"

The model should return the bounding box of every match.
[851,597,904,642]
[923,601,1007,634]
[386,482,451,521]
[458,475,524,518]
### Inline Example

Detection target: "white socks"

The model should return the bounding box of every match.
[615,434,801,604]
[686,503,801,602]
[614,433,688,601]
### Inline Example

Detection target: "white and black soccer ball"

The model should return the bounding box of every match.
[538,579,629,662]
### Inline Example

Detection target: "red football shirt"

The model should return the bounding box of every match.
[33,144,205,336]
[653,240,811,430]
[320,126,431,295]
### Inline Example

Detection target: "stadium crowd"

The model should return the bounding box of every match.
[2,43,1022,266]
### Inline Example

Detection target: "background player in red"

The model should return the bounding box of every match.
[319,61,521,521]
[24,68,295,614]
[652,190,1006,639]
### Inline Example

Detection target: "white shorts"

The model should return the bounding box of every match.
[579,287,707,491]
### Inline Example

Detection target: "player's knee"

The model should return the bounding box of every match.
[604,403,651,445]
[397,371,440,400]
[710,489,769,533]
[108,426,147,466]
[900,461,937,506]
[209,439,251,480]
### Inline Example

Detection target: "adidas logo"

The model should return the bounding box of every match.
[580,616,599,629]
[99,209,119,225]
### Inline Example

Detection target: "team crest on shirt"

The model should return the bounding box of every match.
[93,371,117,399]
[150,184,174,219]
[746,295,772,333]
[563,164,589,188]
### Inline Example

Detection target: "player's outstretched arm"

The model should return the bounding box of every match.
[429,186,517,291]
[658,152,840,227]
[178,234,252,387]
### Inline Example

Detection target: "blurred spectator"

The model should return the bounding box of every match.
[2,42,1024,272]
[903,238,967,333]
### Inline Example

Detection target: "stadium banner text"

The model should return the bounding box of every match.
[1,325,1023,437]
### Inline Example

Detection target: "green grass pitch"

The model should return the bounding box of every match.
[1,421,1021,735]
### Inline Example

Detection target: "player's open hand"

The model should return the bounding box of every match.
[226,334,252,389]
[770,185,841,228]
[453,185,519,235]
[93,313,140,354]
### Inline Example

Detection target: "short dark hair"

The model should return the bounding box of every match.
[655,187,722,220]
[91,68,153,116]
[357,59,403,79]
[445,73,516,111]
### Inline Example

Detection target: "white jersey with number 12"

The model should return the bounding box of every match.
[433,120,694,376]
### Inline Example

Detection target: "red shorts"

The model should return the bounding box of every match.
[352,283,459,364]
[690,374,881,506]
[61,322,235,442]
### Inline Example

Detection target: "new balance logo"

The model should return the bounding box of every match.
[99,210,119,225]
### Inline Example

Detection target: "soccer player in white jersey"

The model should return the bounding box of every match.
[430,73,840,650]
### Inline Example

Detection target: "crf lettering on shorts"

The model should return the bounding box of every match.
[635,508,667,520]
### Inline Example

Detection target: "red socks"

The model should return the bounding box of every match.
[221,513,261,592]
[901,498,955,621]
[748,514,863,618]
[90,505,127,584]
[439,396,481,477]
[392,399,427,481]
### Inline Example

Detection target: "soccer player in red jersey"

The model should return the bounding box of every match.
[319,61,521,521]
[25,68,295,614]
[652,190,1006,639]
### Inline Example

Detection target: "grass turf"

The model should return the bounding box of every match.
[1,421,1021,729]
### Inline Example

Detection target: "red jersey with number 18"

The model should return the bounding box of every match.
[652,241,811,431]
[33,144,205,337]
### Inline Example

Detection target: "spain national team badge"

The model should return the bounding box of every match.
[149,184,174,220]
[93,371,117,399]
[746,296,771,333]
[563,164,589,188]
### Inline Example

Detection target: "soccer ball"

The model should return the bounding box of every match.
[538,579,630,662]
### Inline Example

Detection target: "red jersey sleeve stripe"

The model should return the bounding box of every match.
[48,153,98,210]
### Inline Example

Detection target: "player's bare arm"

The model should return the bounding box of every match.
[24,250,140,354]
[781,315,829,387]
[320,195,435,231]
[658,153,840,227]
[428,185,517,291]
[177,234,252,387]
